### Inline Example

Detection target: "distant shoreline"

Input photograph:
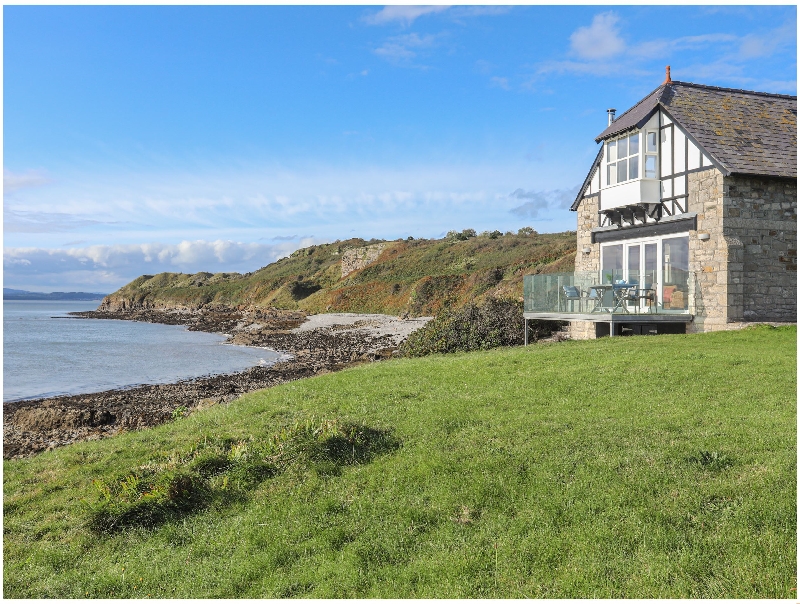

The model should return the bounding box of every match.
[3,289,107,301]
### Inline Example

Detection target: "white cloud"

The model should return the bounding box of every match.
[509,185,581,218]
[364,5,511,26]
[373,33,440,66]
[535,59,650,78]
[490,76,510,90]
[451,6,512,18]
[537,16,795,86]
[474,59,493,75]
[634,33,738,61]
[3,209,138,233]
[3,160,583,277]
[3,239,326,292]
[364,5,450,26]
[737,19,795,60]
[569,12,625,60]
[4,169,53,193]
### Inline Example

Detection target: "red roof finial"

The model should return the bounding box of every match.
[664,65,672,84]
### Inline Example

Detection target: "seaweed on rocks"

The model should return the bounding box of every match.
[4,307,417,459]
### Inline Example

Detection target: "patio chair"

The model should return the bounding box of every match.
[561,285,582,312]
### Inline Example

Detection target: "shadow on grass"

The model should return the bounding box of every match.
[86,418,400,534]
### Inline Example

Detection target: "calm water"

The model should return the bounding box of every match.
[3,300,281,402]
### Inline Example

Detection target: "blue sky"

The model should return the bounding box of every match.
[4,5,796,291]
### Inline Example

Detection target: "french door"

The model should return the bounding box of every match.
[601,234,690,311]
[601,238,660,310]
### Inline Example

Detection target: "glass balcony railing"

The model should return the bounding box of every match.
[523,271,695,315]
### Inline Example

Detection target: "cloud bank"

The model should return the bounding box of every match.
[509,185,581,218]
[4,161,578,250]
[4,238,324,292]
[4,169,53,193]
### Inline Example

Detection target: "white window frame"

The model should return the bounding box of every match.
[599,233,690,310]
[644,129,659,179]
[605,129,664,189]
[606,132,640,187]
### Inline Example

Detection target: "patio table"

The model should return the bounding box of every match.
[588,284,614,312]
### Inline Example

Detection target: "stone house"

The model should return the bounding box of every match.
[523,69,797,338]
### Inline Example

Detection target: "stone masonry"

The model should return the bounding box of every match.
[687,169,796,332]
[569,168,796,338]
[725,174,796,321]
[570,193,600,339]
[341,243,387,278]
[687,168,730,332]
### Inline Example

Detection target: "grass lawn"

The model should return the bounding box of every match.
[3,326,796,598]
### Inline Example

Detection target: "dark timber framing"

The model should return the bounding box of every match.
[591,213,696,243]
[597,108,716,229]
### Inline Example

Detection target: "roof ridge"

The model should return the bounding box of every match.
[670,80,797,101]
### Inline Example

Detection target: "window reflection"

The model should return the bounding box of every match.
[602,244,623,283]
[662,236,689,310]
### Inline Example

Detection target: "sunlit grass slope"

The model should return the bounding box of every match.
[4,326,796,598]
[102,231,576,315]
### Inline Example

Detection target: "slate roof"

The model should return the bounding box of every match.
[594,81,797,179]
[595,84,665,142]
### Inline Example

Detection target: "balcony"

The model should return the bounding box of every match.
[523,271,695,322]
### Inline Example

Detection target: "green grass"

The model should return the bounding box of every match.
[4,326,796,598]
[103,231,577,315]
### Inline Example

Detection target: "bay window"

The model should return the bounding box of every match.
[607,132,640,185]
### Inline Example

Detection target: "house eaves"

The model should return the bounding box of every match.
[570,146,603,211]
[594,84,664,143]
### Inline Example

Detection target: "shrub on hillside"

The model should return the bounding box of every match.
[400,297,557,357]
[446,228,477,241]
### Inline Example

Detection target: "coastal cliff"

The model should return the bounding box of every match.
[96,231,576,316]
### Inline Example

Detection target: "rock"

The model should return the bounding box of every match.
[4,307,425,459]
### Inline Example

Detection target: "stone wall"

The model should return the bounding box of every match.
[687,168,731,332]
[341,243,387,278]
[570,169,796,338]
[724,174,797,322]
[568,320,596,340]
[574,194,600,275]
[568,194,600,339]
[686,169,796,332]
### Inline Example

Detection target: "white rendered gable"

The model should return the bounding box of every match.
[599,108,711,218]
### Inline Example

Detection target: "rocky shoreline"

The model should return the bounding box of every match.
[3,308,431,459]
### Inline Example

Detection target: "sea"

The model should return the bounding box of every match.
[3,300,282,403]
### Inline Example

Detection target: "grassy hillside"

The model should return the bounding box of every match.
[4,326,795,598]
[101,230,576,315]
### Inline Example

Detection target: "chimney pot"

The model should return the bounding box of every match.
[607,108,616,126]
[664,65,672,84]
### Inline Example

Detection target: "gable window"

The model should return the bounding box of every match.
[607,133,639,186]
